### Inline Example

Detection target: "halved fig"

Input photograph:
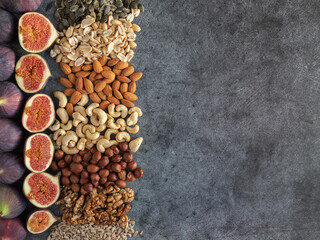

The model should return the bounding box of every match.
[26,209,58,234]
[18,12,58,53]
[22,94,55,133]
[23,172,60,208]
[24,133,54,173]
[16,54,51,93]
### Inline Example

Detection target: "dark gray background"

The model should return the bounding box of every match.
[7,0,320,239]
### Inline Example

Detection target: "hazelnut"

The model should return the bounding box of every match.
[70,162,83,174]
[54,150,64,159]
[83,152,92,161]
[116,179,126,188]
[73,154,82,163]
[90,173,100,182]
[128,161,137,170]
[80,178,89,185]
[71,183,80,192]
[82,161,89,168]
[99,169,109,178]
[118,170,126,180]
[81,170,89,179]
[83,183,94,192]
[70,174,80,184]
[50,161,58,171]
[57,159,67,169]
[111,154,122,163]
[80,186,88,195]
[62,168,72,177]
[98,156,109,168]
[105,148,114,157]
[111,163,122,173]
[92,180,99,187]
[61,176,70,185]
[92,151,102,162]
[87,164,99,173]
[108,172,118,182]
[104,181,115,187]
[90,147,98,154]
[111,145,120,155]
[123,152,133,163]
[134,168,144,179]
[119,142,129,152]
[79,149,89,156]
[106,164,113,171]
[127,172,136,182]
[100,177,107,185]
[119,161,127,170]
[64,154,73,164]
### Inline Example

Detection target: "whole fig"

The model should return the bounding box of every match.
[0,185,27,218]
[0,46,15,81]
[0,152,25,184]
[0,9,15,44]
[0,82,23,118]
[0,119,22,152]
[0,0,42,13]
[0,218,27,240]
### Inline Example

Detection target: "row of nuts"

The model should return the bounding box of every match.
[51,143,143,194]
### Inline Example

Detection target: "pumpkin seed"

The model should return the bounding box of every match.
[70,5,79,12]
[130,2,137,9]
[138,3,144,12]
[54,11,61,20]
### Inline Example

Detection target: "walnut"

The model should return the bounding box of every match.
[73,195,85,214]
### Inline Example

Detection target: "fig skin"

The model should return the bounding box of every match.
[0,152,25,184]
[0,218,27,240]
[0,46,16,81]
[24,133,54,173]
[0,0,42,13]
[0,9,16,44]
[0,82,23,118]
[0,119,22,152]
[0,185,27,218]
[18,12,59,53]
[15,54,51,93]
[26,209,58,234]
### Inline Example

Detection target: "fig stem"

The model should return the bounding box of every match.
[0,98,6,106]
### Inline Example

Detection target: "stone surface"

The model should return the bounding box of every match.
[5,0,320,239]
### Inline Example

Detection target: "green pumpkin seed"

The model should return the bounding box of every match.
[54,11,61,20]
[130,2,137,9]
[113,13,119,19]
[119,12,127,18]
[138,3,144,12]
[62,18,69,27]
[70,5,79,12]
[123,7,130,13]
[101,15,108,22]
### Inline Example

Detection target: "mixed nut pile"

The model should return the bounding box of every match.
[0,0,145,239]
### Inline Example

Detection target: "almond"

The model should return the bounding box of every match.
[89,72,97,81]
[112,80,121,90]
[79,89,88,95]
[82,64,93,71]
[99,101,110,110]
[95,80,107,92]
[103,66,112,71]
[117,76,131,83]
[72,65,83,73]
[128,82,136,93]
[102,70,116,80]
[113,69,122,75]
[68,73,76,84]
[130,72,143,81]
[99,56,108,66]
[121,99,135,108]
[103,85,113,97]
[121,66,135,77]
[105,78,115,84]
[60,62,71,75]
[76,71,91,78]
[120,83,128,93]
[97,91,107,100]
[58,77,73,88]
[107,58,119,67]
[114,90,123,100]
[108,96,120,105]
[70,91,82,105]
[75,78,84,91]
[93,60,103,73]
[95,74,104,80]
[123,92,138,101]
[89,92,101,103]
[64,88,76,96]
[84,78,94,93]
[114,61,129,70]
[66,103,73,116]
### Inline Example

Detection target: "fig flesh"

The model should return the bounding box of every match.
[0,218,27,240]
[18,12,58,53]
[16,54,51,93]
[26,209,58,234]
[0,82,23,118]
[22,94,55,133]
[24,133,54,173]
[0,119,22,152]
[0,0,42,13]
[0,152,25,184]
[23,172,60,208]
[0,185,27,218]
[0,9,15,44]
[0,46,15,81]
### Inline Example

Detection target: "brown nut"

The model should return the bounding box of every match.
[80,177,89,185]
[70,162,83,174]
[83,183,94,192]
[104,181,115,187]
[87,164,99,173]
[134,168,144,179]
[111,154,122,163]
[81,170,89,179]
[90,147,98,154]
[54,150,64,159]
[119,142,129,152]
[80,186,89,195]
[92,151,102,162]
[123,152,133,163]
[105,148,114,158]
[118,170,126,180]
[111,163,121,173]
[90,173,100,182]
[50,161,58,171]
[111,145,120,155]
[128,161,137,170]
[92,180,99,188]
[62,168,72,177]
[98,156,109,168]
[71,183,80,193]
[73,154,82,163]
[57,159,67,169]
[106,164,113,171]
[64,154,73,164]
[79,149,89,156]
[119,161,127,170]
[126,172,136,182]
[108,172,118,182]
[99,169,109,178]
[83,152,92,161]
[70,174,80,184]
[99,177,107,185]
[61,176,70,185]
[116,179,126,188]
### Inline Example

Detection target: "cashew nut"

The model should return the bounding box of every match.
[97,139,118,153]
[76,123,86,138]
[53,129,66,140]
[77,138,87,151]
[96,124,107,132]
[116,104,128,118]
[127,112,139,126]
[116,132,131,143]
[62,145,79,154]
[54,91,68,108]
[108,103,121,118]
[129,137,143,152]
[83,124,96,134]
[107,119,120,129]
[116,119,127,131]
[68,141,76,148]
[128,107,143,117]
[127,125,139,134]
[72,112,88,127]
[56,135,64,146]
[49,120,60,131]
[85,139,95,149]
[74,106,87,117]
[86,130,100,140]
[86,103,99,116]
[90,114,100,126]
[104,129,119,140]
[57,108,69,124]
[92,135,104,144]
[61,120,73,131]
[77,94,89,106]
[93,108,108,125]
[62,131,79,147]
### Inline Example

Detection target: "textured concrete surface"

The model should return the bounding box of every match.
[5,0,320,239]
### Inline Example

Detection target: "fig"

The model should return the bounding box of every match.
[0,0,42,13]
[0,46,15,81]
[0,185,27,218]
[0,152,25,184]
[24,133,54,173]
[26,209,58,234]
[0,218,27,240]
[18,12,58,53]
[23,172,60,208]
[22,94,55,133]
[0,119,22,152]
[0,82,23,118]
[0,9,15,44]
[15,54,51,93]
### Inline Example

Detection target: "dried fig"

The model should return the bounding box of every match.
[0,46,15,81]
[0,185,27,218]
[0,152,25,184]
[26,209,58,234]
